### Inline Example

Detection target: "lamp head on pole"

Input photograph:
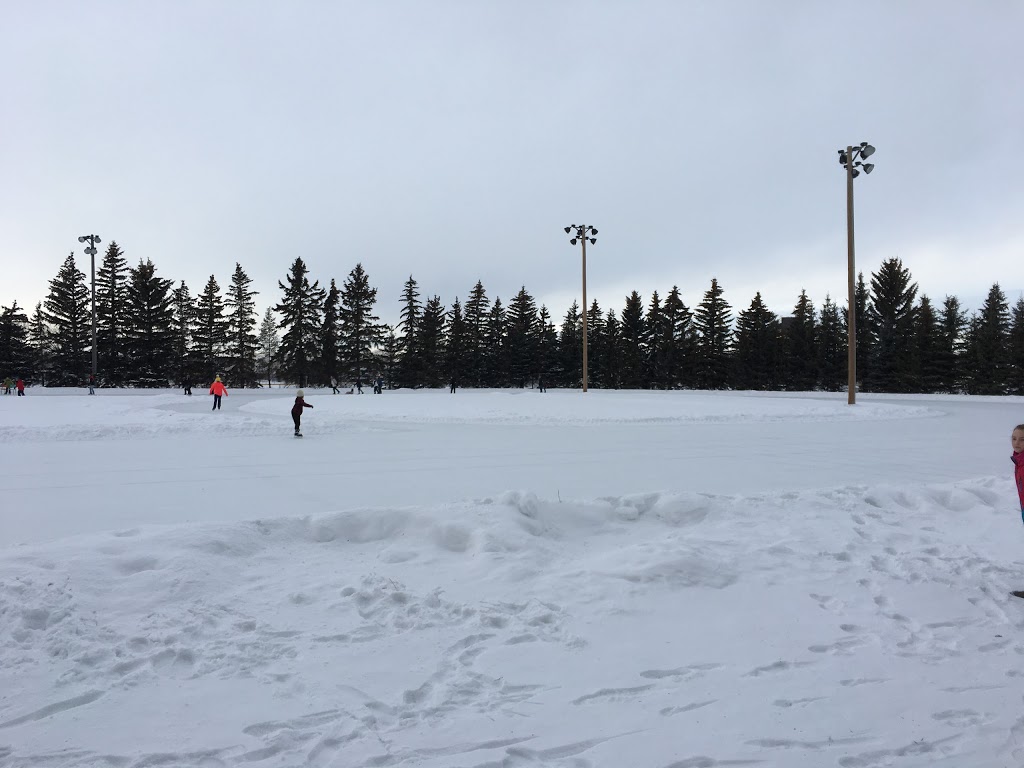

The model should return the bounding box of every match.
[78,236,86,243]
[570,238,577,245]
[564,226,571,234]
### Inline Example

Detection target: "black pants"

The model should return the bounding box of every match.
[292,412,301,432]
[212,394,222,410]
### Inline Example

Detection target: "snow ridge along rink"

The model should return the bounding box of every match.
[2,388,1024,767]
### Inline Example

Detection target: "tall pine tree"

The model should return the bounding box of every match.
[618,291,646,388]
[864,258,918,392]
[732,292,780,390]
[693,278,733,390]
[224,263,260,388]
[338,263,384,387]
[963,283,1010,395]
[785,290,818,391]
[256,308,280,387]
[124,259,174,387]
[170,282,195,388]
[95,241,130,385]
[43,252,90,385]
[506,286,539,388]
[274,258,324,387]
[817,295,846,392]
[0,301,31,381]
[193,275,228,385]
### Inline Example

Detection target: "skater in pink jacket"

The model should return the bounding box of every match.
[1012,425,1024,524]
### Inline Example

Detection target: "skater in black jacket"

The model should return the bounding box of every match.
[291,389,313,436]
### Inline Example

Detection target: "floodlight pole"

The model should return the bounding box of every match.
[845,146,856,405]
[581,234,588,393]
[837,142,875,405]
[565,225,597,392]
[79,234,102,381]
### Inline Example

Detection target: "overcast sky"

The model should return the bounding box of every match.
[3,0,1022,327]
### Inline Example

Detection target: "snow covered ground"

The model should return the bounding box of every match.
[1,387,1023,767]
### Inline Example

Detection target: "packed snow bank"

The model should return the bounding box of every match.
[0,388,940,442]
[2,478,1023,767]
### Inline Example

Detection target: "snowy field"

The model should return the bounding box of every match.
[2,387,1024,768]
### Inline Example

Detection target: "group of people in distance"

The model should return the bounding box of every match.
[2,377,26,395]
[329,376,384,395]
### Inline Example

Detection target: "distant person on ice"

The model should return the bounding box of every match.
[292,389,313,436]
[3,376,12,394]
[209,375,228,410]
[16,378,25,396]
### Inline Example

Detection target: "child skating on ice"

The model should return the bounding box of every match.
[1010,425,1024,598]
[292,389,313,436]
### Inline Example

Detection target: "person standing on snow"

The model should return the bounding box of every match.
[209,375,228,410]
[16,378,26,396]
[291,388,313,436]
[3,376,12,394]
[88,373,96,395]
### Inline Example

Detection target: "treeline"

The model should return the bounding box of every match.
[1,245,1023,394]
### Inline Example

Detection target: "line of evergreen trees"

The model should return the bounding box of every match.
[2,245,1023,394]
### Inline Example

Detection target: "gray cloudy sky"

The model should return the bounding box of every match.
[3,0,1022,326]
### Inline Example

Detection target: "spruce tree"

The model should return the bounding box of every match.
[1009,297,1024,396]
[256,308,280,387]
[732,292,780,390]
[464,281,490,387]
[378,327,399,390]
[618,291,646,388]
[418,295,446,387]
[964,283,1011,394]
[124,259,175,387]
[274,257,325,387]
[43,252,90,385]
[660,286,695,389]
[602,309,622,389]
[484,297,508,387]
[644,291,664,388]
[338,263,384,388]
[817,295,846,392]
[559,300,582,388]
[852,272,873,386]
[585,299,606,388]
[445,297,468,389]
[864,258,918,392]
[937,296,967,393]
[537,305,559,388]
[319,279,342,387]
[224,263,260,388]
[170,282,195,388]
[785,290,818,391]
[913,295,944,393]
[397,275,423,388]
[0,301,31,381]
[193,275,228,385]
[95,241,130,385]
[693,278,733,390]
[506,286,539,388]
[28,303,52,385]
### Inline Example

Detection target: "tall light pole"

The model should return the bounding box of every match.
[78,234,102,383]
[564,224,597,392]
[837,143,875,405]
